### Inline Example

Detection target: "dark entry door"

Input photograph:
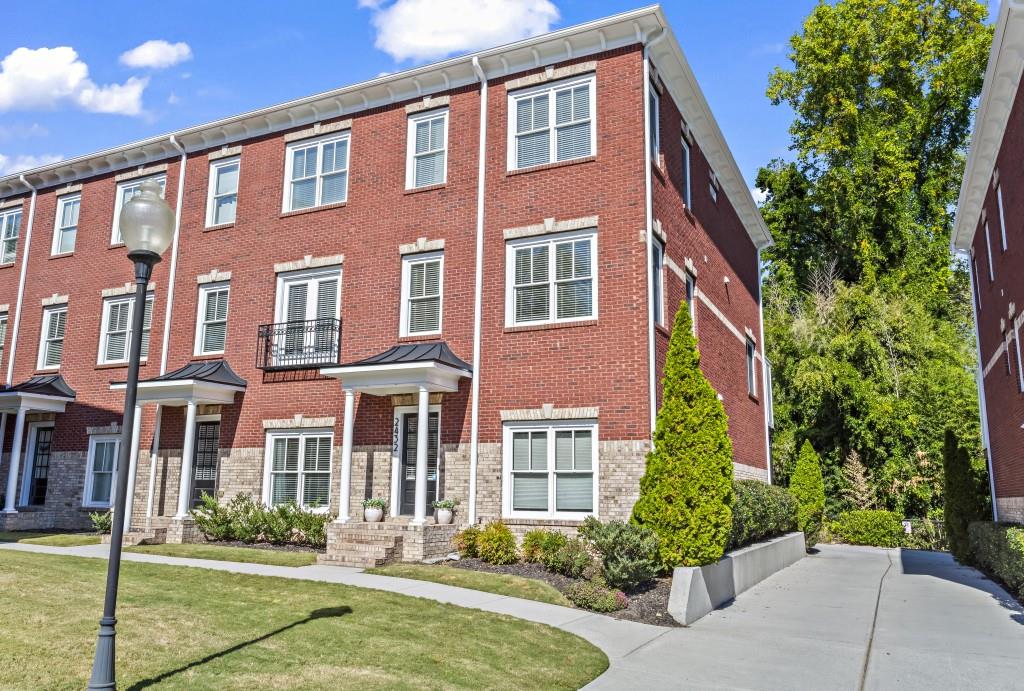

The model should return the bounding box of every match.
[400,412,438,516]
[190,421,220,508]
[27,427,53,506]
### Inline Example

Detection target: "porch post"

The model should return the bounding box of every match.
[336,387,355,523]
[145,405,162,526]
[0,413,8,503]
[175,400,198,518]
[2,407,27,513]
[122,405,143,533]
[412,385,429,525]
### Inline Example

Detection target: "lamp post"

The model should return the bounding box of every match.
[88,179,174,690]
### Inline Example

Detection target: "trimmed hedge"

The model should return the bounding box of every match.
[728,480,798,550]
[968,522,1024,599]
[191,493,333,548]
[830,510,902,547]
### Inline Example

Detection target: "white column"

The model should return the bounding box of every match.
[335,387,355,523]
[412,386,429,525]
[122,405,143,533]
[175,400,198,519]
[145,405,162,526]
[0,413,8,505]
[3,408,27,513]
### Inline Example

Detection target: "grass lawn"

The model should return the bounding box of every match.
[369,563,572,607]
[0,531,102,547]
[125,542,318,567]
[0,551,607,689]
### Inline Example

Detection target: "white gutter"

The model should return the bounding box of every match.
[6,176,38,386]
[756,249,773,483]
[160,135,187,376]
[468,56,488,525]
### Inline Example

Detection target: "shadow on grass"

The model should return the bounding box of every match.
[897,549,1023,625]
[127,606,352,689]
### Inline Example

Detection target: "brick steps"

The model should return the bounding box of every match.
[322,521,404,568]
[101,527,167,546]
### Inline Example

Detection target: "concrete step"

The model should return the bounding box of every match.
[317,553,389,568]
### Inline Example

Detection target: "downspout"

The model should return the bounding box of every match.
[6,175,38,387]
[756,248,773,483]
[963,249,998,520]
[468,56,488,525]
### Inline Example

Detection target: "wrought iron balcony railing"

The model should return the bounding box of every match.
[256,318,341,371]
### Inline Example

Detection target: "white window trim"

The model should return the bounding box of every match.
[112,175,166,245]
[681,136,692,208]
[399,251,444,337]
[83,434,120,509]
[261,428,334,512]
[506,74,597,171]
[52,194,80,256]
[195,282,230,356]
[19,422,53,506]
[405,109,449,190]
[0,311,8,368]
[97,294,153,365]
[273,266,342,324]
[997,184,1008,252]
[1015,323,1024,393]
[37,305,67,371]
[984,221,995,282]
[390,404,443,517]
[504,228,599,328]
[746,337,758,397]
[652,238,665,327]
[205,157,240,228]
[685,271,697,336]
[0,208,21,265]
[501,419,599,521]
[649,82,660,161]
[281,132,351,212]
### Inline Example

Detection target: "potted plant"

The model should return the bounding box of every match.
[432,498,459,525]
[362,498,387,523]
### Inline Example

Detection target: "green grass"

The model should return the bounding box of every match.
[0,531,102,547]
[0,550,607,690]
[125,542,318,567]
[368,563,572,607]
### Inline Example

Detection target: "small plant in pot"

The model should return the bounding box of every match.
[362,498,387,523]
[432,498,459,525]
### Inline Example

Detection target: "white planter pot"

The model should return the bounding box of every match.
[364,507,384,523]
[435,508,453,525]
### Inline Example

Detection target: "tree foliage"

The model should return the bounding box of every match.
[942,429,985,562]
[790,441,826,547]
[842,450,875,511]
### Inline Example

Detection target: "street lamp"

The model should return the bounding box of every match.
[88,179,174,690]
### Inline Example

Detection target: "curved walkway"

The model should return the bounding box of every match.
[2,542,1021,689]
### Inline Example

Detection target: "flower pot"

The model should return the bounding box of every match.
[364,507,384,523]
[435,508,453,525]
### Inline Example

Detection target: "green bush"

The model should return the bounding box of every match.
[565,578,628,612]
[521,529,566,564]
[790,441,825,548]
[454,525,481,558]
[728,480,798,550]
[968,522,1024,599]
[899,518,947,552]
[942,430,985,562]
[579,517,660,589]
[89,510,113,534]
[192,493,232,540]
[292,507,331,549]
[830,510,902,547]
[190,493,334,547]
[543,537,593,578]
[632,298,734,567]
[476,522,518,565]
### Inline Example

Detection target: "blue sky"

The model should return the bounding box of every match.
[0,0,1001,189]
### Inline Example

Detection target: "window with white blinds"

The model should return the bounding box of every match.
[53,194,80,255]
[0,312,7,367]
[85,435,119,508]
[685,271,697,336]
[400,252,443,336]
[506,231,597,326]
[652,238,664,326]
[284,133,349,211]
[266,431,332,509]
[196,283,229,355]
[206,158,239,226]
[274,268,341,364]
[746,337,757,397]
[0,208,21,264]
[649,84,660,161]
[407,110,448,189]
[38,305,67,370]
[508,75,595,170]
[505,423,596,518]
[98,295,153,365]
[112,176,166,244]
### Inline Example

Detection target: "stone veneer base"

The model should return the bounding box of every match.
[996,496,1024,524]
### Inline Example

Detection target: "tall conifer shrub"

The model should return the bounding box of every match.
[942,429,983,562]
[790,441,825,547]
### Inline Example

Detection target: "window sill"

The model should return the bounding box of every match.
[49,252,74,261]
[204,222,235,232]
[651,159,667,182]
[191,352,226,361]
[655,324,671,338]
[94,361,148,371]
[109,243,126,250]
[506,156,596,177]
[279,202,348,219]
[404,183,447,195]
[504,319,597,334]
[501,516,590,526]
[748,392,760,403]
[398,333,443,343]
[33,368,60,375]
[81,505,111,512]
[0,263,15,270]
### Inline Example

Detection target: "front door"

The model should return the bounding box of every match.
[190,421,220,508]
[25,426,53,506]
[400,412,439,516]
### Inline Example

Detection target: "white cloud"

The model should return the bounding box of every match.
[362,0,559,62]
[0,152,63,175]
[751,187,768,206]
[0,47,147,116]
[120,40,193,69]
[167,91,180,105]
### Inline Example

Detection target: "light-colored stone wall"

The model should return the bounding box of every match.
[734,461,770,482]
[0,449,93,531]
[996,496,1024,524]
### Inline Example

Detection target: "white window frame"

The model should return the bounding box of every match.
[19,421,54,507]
[984,221,995,282]
[52,193,80,255]
[83,434,120,508]
[261,429,334,512]
[652,238,665,326]
[112,175,166,245]
[282,132,351,212]
[399,251,444,337]
[681,135,692,208]
[997,184,1008,252]
[37,305,67,371]
[505,229,599,327]
[0,311,8,368]
[98,294,153,365]
[764,358,775,428]
[273,267,342,324]
[195,282,230,356]
[649,83,660,161]
[206,157,240,227]
[0,208,21,265]
[405,109,449,189]
[507,74,597,171]
[502,420,599,520]
[1014,322,1024,394]
[746,337,758,397]
[685,271,697,336]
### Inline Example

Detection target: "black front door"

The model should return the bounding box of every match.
[400,412,439,516]
[27,427,53,506]
[190,421,220,508]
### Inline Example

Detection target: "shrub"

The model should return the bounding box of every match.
[292,507,331,549]
[565,578,628,612]
[728,480,798,550]
[543,537,593,578]
[942,430,985,562]
[579,517,660,589]
[225,493,266,543]
[790,441,825,548]
[476,521,518,565]
[192,492,232,540]
[968,522,1024,599]
[899,518,947,552]
[454,525,481,558]
[89,510,113,534]
[632,298,733,567]
[830,510,902,547]
[522,529,566,563]
[190,493,334,547]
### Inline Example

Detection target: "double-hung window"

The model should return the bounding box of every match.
[506,231,597,326]
[38,305,67,370]
[265,431,332,509]
[648,83,660,161]
[685,271,697,335]
[504,423,597,518]
[652,238,665,326]
[509,75,595,170]
[274,268,340,366]
[284,133,349,211]
[206,157,239,226]
[0,311,7,367]
[113,176,166,245]
[746,337,757,397]
[0,208,21,264]
[196,283,229,355]
[984,221,995,282]
[400,252,443,336]
[99,295,153,365]
[407,110,448,189]
[84,435,119,508]
[997,184,1008,252]
[53,194,79,255]
[681,135,692,208]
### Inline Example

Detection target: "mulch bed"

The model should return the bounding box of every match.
[449,557,678,627]
[203,539,325,554]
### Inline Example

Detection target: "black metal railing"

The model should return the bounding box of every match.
[256,318,341,371]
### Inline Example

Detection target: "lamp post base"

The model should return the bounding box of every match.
[86,616,117,690]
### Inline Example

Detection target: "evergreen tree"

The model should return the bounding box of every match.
[790,440,826,548]
[632,297,733,567]
[942,429,984,562]
[842,450,875,511]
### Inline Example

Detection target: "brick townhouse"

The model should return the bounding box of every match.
[0,5,774,562]
[953,0,1024,525]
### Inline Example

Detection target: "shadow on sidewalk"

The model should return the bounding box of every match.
[897,549,1023,625]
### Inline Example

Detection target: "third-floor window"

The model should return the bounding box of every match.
[284,133,349,211]
[53,194,80,255]
[0,208,21,265]
[113,176,166,245]
[406,110,448,189]
[508,75,595,170]
[206,158,239,227]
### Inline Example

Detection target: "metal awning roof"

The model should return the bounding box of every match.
[321,342,472,394]
[0,374,76,413]
[111,359,246,406]
[342,342,471,372]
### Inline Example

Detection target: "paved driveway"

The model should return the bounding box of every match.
[587,544,1024,690]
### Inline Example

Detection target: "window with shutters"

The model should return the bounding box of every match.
[84,435,119,508]
[503,422,597,519]
[283,133,349,212]
[52,194,79,255]
[196,283,229,355]
[406,110,448,189]
[38,305,67,370]
[505,230,597,327]
[265,430,332,510]
[507,75,596,170]
[400,252,443,336]
[206,157,239,227]
[652,238,664,326]
[98,294,153,365]
[273,267,341,367]
[112,176,166,245]
[0,208,21,265]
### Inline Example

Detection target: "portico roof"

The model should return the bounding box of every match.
[0,374,77,413]
[111,359,247,406]
[321,342,472,394]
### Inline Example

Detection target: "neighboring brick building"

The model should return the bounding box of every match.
[0,7,773,559]
[953,1,1024,525]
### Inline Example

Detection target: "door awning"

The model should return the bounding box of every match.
[111,359,247,406]
[0,374,77,413]
[321,341,471,394]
